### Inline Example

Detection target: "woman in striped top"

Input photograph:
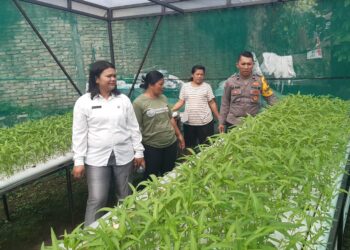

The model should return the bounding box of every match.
[172,65,220,149]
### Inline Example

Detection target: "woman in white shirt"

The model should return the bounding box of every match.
[72,61,144,226]
[172,65,220,149]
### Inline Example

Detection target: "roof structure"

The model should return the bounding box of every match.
[21,0,286,20]
[13,0,289,97]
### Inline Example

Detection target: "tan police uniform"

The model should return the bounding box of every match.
[219,74,276,126]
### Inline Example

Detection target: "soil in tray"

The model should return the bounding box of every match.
[0,170,146,249]
[0,172,87,250]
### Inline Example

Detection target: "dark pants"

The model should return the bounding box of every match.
[143,141,178,179]
[225,122,236,133]
[183,120,214,148]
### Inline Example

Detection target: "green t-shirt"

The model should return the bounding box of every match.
[133,94,177,148]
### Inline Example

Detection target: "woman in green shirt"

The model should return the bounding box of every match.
[133,71,185,180]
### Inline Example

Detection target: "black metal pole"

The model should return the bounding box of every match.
[107,9,115,65]
[147,0,184,14]
[338,207,344,250]
[337,164,350,250]
[65,165,74,225]
[326,160,350,249]
[128,15,163,98]
[2,194,11,221]
[13,0,82,96]
[21,0,108,20]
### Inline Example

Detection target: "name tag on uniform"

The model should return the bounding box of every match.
[92,105,102,109]
[231,89,241,95]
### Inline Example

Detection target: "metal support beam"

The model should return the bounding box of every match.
[20,0,108,20]
[107,9,115,65]
[147,0,184,14]
[337,207,344,250]
[21,0,296,20]
[0,160,74,225]
[73,0,109,10]
[2,195,10,221]
[128,15,164,98]
[326,159,350,249]
[13,0,83,96]
[65,165,74,225]
[111,0,186,11]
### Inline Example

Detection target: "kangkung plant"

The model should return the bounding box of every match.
[0,112,72,178]
[44,95,350,249]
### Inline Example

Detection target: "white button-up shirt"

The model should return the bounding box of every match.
[72,93,144,166]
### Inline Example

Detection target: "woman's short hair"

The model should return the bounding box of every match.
[191,65,206,74]
[88,60,119,99]
[189,65,206,81]
[140,70,164,89]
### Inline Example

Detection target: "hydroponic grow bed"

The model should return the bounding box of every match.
[43,95,350,250]
[0,113,73,220]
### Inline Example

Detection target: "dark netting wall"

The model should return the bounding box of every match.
[113,0,350,101]
[0,1,110,127]
[21,1,111,90]
[1,0,349,127]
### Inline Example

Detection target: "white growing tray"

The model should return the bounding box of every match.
[0,152,73,195]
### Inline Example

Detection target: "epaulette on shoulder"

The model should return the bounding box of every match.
[252,74,260,79]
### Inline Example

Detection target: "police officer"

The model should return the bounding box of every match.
[218,51,277,133]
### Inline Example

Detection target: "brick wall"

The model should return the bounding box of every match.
[112,1,350,99]
[1,0,350,126]
[0,1,110,125]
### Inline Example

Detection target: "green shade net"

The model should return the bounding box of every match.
[113,0,350,100]
[0,0,110,127]
[1,0,349,127]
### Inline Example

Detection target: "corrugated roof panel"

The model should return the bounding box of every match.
[33,0,67,8]
[170,0,279,11]
[113,4,162,19]
[72,2,108,17]
[171,0,227,10]
[20,0,284,18]
[82,0,150,8]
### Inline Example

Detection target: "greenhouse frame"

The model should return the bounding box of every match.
[1,0,350,249]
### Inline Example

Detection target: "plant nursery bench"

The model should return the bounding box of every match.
[0,153,74,222]
[324,153,350,250]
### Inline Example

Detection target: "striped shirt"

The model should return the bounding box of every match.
[179,82,215,126]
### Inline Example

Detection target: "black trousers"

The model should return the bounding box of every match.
[225,122,236,133]
[143,141,178,180]
[183,120,214,148]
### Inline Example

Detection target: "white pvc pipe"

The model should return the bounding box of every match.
[0,152,73,195]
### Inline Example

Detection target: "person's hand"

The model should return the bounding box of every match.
[172,111,180,121]
[134,157,145,169]
[72,165,85,179]
[178,135,185,150]
[218,124,225,133]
